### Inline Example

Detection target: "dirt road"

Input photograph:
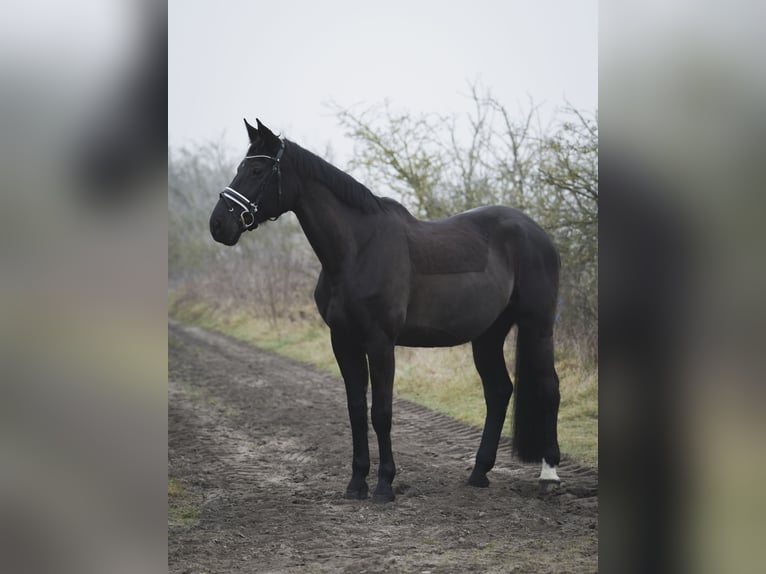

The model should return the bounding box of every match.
[168,321,597,573]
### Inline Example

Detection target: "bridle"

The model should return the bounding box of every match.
[219,139,286,230]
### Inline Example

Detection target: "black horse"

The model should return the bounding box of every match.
[209,119,562,502]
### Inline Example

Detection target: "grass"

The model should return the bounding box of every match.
[168,478,201,528]
[170,290,598,465]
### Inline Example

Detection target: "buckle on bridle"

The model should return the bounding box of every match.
[240,210,255,228]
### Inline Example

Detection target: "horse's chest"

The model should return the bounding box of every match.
[314,280,375,329]
[316,272,409,338]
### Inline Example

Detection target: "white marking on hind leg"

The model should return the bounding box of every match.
[539,459,560,482]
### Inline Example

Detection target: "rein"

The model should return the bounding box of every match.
[220,139,286,230]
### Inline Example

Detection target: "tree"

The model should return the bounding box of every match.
[536,107,598,350]
[168,141,235,279]
[331,100,449,218]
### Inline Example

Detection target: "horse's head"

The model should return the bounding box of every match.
[209,119,289,246]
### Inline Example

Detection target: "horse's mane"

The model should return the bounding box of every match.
[288,140,408,216]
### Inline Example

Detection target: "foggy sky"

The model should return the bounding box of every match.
[169,0,597,164]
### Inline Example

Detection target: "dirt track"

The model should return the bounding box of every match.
[168,321,597,573]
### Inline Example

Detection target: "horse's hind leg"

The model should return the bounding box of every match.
[331,330,370,499]
[468,313,514,488]
[513,321,561,485]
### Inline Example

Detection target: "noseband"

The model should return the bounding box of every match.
[220,139,286,230]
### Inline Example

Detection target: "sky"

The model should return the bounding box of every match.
[169,0,597,165]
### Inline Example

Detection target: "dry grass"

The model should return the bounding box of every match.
[170,290,597,465]
[168,478,201,528]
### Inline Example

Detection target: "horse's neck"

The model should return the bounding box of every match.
[293,180,359,275]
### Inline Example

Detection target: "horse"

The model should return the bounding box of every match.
[209,119,562,502]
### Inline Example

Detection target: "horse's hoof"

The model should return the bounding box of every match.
[467,474,490,488]
[344,488,368,500]
[372,487,395,503]
[344,483,369,500]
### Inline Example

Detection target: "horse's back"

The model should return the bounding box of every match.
[403,206,514,274]
[404,205,547,274]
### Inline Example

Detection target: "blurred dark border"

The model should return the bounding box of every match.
[600,2,766,573]
[0,3,168,574]
[2,2,764,573]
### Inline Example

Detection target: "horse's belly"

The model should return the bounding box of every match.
[397,272,512,347]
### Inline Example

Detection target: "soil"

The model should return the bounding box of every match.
[169,321,597,573]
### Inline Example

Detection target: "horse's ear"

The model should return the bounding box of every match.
[244,118,258,143]
[255,118,277,141]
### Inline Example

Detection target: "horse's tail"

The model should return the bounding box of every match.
[511,228,561,465]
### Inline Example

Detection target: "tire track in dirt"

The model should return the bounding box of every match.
[169,321,597,573]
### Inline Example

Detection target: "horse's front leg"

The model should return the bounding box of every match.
[331,330,370,499]
[368,340,396,503]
